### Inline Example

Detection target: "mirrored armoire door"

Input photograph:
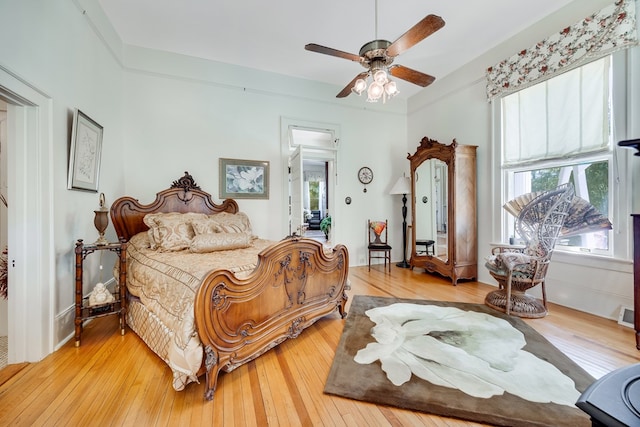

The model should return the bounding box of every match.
[408,137,477,285]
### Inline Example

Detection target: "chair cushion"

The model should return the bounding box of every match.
[485,252,534,276]
[369,243,392,250]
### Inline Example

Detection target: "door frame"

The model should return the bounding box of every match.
[280,118,340,242]
[0,65,54,362]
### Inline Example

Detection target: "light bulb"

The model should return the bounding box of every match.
[384,81,398,97]
[351,78,367,95]
[373,69,388,84]
[367,81,384,101]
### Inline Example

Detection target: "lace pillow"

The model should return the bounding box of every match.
[143,212,207,251]
[189,232,253,253]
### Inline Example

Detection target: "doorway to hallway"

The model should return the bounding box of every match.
[302,158,329,243]
[282,118,340,244]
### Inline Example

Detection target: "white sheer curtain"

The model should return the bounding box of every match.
[502,57,610,165]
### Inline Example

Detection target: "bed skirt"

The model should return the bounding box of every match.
[127,298,201,391]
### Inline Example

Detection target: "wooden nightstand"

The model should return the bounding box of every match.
[74,239,127,347]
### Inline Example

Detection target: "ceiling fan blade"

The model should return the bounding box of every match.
[305,43,363,62]
[386,15,445,57]
[389,65,435,87]
[336,72,369,98]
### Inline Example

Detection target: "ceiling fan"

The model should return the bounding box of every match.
[305,3,445,102]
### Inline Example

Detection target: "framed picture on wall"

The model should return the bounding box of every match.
[67,109,103,192]
[219,158,269,199]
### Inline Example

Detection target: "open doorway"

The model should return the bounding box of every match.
[302,159,329,242]
[282,119,339,244]
[0,99,6,370]
[0,68,55,365]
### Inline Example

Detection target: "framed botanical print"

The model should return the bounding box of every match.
[67,109,103,192]
[219,158,269,199]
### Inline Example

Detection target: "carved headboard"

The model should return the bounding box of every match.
[110,172,239,241]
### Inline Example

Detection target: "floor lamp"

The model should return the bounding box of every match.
[390,176,411,268]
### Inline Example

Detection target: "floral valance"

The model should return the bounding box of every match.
[486,0,638,100]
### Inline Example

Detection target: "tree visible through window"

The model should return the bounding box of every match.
[309,181,319,211]
[512,160,609,251]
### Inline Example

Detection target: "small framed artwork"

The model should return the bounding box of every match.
[219,158,270,199]
[67,109,103,192]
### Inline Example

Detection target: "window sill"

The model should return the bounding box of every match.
[488,242,633,273]
[551,250,633,273]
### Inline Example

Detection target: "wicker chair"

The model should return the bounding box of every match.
[485,184,574,318]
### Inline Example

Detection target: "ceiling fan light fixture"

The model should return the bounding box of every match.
[352,78,367,95]
[367,81,384,102]
[384,80,398,97]
[305,11,444,102]
[373,69,388,84]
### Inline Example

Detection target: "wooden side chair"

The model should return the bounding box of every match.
[368,220,392,272]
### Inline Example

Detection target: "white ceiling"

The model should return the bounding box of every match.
[97,0,575,98]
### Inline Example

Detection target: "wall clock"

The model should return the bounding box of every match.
[358,166,373,192]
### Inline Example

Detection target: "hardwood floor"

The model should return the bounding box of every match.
[0,266,638,426]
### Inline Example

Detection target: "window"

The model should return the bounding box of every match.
[500,56,614,256]
[308,181,320,210]
[507,159,610,254]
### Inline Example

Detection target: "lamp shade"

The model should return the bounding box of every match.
[389,176,411,195]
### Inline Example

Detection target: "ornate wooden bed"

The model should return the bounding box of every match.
[110,172,349,400]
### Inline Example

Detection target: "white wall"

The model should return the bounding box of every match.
[407,0,638,320]
[119,46,408,266]
[0,0,126,350]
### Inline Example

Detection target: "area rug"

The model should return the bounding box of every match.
[324,295,594,427]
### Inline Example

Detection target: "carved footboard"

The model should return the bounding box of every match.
[194,236,349,401]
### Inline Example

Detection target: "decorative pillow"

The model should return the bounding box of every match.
[214,212,253,234]
[191,212,253,235]
[147,229,158,250]
[189,217,219,236]
[189,232,253,253]
[484,255,502,274]
[143,212,207,251]
[486,252,534,275]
